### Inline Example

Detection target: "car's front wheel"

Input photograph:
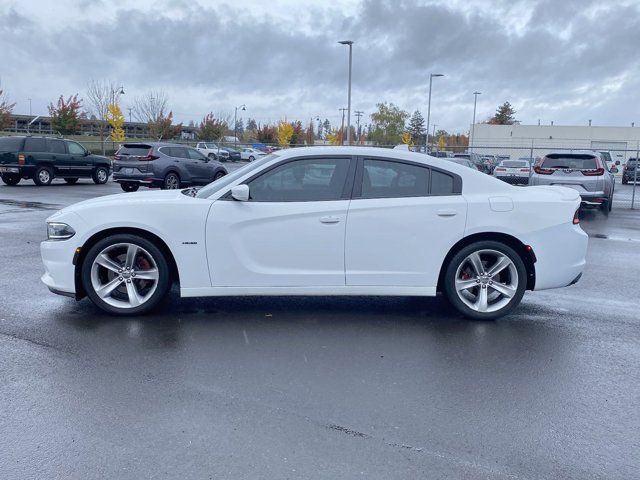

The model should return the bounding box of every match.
[81,234,171,315]
[92,166,109,184]
[248,155,255,162]
[444,241,526,320]
[214,171,226,181]
[1,173,20,186]
[208,153,217,161]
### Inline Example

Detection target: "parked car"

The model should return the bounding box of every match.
[529,151,615,214]
[41,146,587,321]
[493,159,531,185]
[240,147,267,161]
[453,152,487,173]
[445,157,478,169]
[113,142,227,192]
[221,146,242,162]
[195,142,228,161]
[480,155,498,173]
[0,135,111,186]
[622,158,638,184]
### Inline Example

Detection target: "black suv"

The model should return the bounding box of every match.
[622,158,638,184]
[113,142,227,192]
[0,136,112,186]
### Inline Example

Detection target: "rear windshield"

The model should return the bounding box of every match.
[502,161,528,168]
[117,145,152,156]
[0,137,25,152]
[541,154,597,170]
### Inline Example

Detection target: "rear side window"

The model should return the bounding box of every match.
[48,139,66,154]
[24,137,47,152]
[541,155,597,170]
[0,137,24,152]
[117,145,152,157]
[361,159,430,198]
[431,170,454,195]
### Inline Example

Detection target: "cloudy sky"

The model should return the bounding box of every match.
[1,0,639,132]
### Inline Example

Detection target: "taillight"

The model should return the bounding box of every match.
[113,155,121,161]
[18,153,25,165]
[519,168,530,172]
[495,167,506,172]
[572,209,580,225]
[140,148,159,161]
[534,166,554,175]
[581,168,604,176]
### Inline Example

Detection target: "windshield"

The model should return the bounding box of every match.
[196,153,278,198]
[541,154,597,170]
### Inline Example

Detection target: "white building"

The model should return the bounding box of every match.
[470,124,640,163]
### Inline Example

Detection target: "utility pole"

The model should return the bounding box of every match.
[339,108,348,144]
[338,40,354,145]
[354,110,364,143]
[28,98,32,116]
[127,107,133,123]
[426,73,444,153]
[471,91,481,153]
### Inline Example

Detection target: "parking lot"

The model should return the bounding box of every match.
[0,177,638,479]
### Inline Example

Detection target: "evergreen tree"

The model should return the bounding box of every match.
[407,110,426,146]
[235,118,244,135]
[246,118,257,131]
[489,102,517,125]
[316,121,323,139]
[322,119,331,138]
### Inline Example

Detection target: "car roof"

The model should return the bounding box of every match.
[122,142,191,148]
[544,150,598,157]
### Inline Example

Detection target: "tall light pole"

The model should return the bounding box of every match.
[28,98,32,116]
[234,104,246,147]
[425,73,444,153]
[471,91,481,153]
[338,40,353,145]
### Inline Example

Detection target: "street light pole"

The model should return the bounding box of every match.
[425,73,444,153]
[338,40,354,145]
[471,91,481,153]
[234,104,246,148]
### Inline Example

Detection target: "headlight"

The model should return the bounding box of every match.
[47,222,76,240]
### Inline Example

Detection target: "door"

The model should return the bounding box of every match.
[206,156,354,287]
[66,141,92,176]
[46,139,70,175]
[345,158,467,287]
[185,147,214,183]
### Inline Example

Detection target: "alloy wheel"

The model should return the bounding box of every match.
[39,169,51,183]
[454,249,518,313]
[164,174,179,189]
[90,243,159,309]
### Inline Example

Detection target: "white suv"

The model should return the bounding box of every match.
[195,142,229,161]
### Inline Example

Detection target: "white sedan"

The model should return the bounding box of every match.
[240,147,266,161]
[41,147,588,320]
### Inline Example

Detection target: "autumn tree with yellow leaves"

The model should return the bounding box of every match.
[106,103,125,143]
[277,120,294,147]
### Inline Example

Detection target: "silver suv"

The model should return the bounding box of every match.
[529,151,615,214]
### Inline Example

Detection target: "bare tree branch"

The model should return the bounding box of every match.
[133,90,169,124]
[86,79,120,153]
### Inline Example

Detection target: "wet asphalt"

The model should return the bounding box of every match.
[0,175,638,479]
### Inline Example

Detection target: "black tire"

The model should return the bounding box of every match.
[81,234,171,316]
[33,166,53,186]
[621,177,628,185]
[601,199,611,215]
[213,171,226,181]
[92,166,109,184]
[443,240,527,321]
[208,153,217,161]
[64,178,79,184]
[1,173,20,186]
[248,155,255,162]
[162,172,180,190]
[120,182,139,192]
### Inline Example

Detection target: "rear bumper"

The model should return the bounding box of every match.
[0,165,35,176]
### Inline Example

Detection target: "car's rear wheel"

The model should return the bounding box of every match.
[33,166,53,186]
[214,171,226,181]
[444,241,526,320]
[81,234,171,315]
[92,166,109,184]
[162,172,180,189]
[64,178,79,184]
[120,182,139,192]
[1,173,20,186]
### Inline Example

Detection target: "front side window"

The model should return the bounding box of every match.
[248,158,351,202]
[361,159,430,199]
[67,141,86,155]
[187,148,206,160]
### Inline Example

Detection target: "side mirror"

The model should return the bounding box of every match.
[84,150,91,156]
[231,184,249,202]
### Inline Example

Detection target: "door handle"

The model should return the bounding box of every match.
[319,216,340,224]
[437,209,457,217]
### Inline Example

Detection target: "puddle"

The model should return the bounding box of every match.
[0,199,62,211]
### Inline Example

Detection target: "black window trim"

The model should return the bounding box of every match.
[352,155,462,199]
[221,155,357,202]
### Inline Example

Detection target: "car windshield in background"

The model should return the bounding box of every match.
[196,153,278,198]
[0,137,24,151]
[502,161,528,168]
[541,154,597,170]
[117,145,152,156]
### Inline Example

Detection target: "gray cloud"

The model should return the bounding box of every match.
[0,0,639,131]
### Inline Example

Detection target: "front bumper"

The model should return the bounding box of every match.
[41,239,78,296]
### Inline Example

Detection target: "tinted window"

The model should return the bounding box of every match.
[48,139,66,154]
[67,142,85,155]
[541,155,597,170]
[187,148,206,160]
[431,170,454,195]
[502,161,528,168]
[117,145,152,157]
[249,158,350,202]
[0,137,25,152]
[24,137,47,152]
[361,159,429,199]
